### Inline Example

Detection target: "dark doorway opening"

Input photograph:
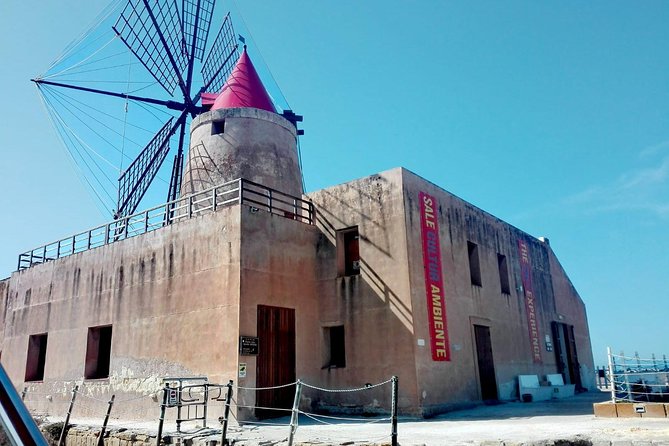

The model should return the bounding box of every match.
[256,305,296,419]
[474,324,498,401]
[552,321,583,391]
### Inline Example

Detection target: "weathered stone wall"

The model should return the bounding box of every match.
[401,167,594,413]
[234,206,322,418]
[2,206,242,420]
[308,169,420,414]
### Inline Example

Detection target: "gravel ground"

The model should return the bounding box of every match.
[64,391,669,445]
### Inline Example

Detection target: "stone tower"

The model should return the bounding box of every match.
[180,48,303,198]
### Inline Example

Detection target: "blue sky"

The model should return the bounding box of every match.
[1,1,667,365]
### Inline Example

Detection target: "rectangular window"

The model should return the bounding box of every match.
[25,333,48,382]
[211,119,225,135]
[324,325,346,368]
[498,253,510,294]
[468,241,482,287]
[85,325,112,379]
[337,227,360,276]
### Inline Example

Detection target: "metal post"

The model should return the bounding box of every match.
[105,223,110,245]
[188,196,193,218]
[176,382,183,433]
[97,394,115,446]
[56,241,61,259]
[58,384,78,446]
[202,384,208,428]
[607,347,615,402]
[212,188,217,211]
[156,384,169,446]
[221,380,233,446]
[391,376,398,446]
[238,179,243,205]
[145,210,150,233]
[72,235,76,254]
[287,380,302,446]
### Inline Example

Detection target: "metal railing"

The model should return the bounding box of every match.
[17,178,314,271]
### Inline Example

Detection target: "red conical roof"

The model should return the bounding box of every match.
[211,48,276,113]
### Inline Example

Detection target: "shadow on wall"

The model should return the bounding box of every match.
[183,141,224,194]
[315,178,393,258]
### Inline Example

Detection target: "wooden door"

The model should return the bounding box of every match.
[564,325,582,390]
[474,325,498,401]
[256,305,296,419]
[553,322,582,390]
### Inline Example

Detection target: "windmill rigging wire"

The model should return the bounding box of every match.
[44,35,119,80]
[42,88,121,174]
[46,85,172,186]
[230,0,291,110]
[43,50,134,80]
[42,92,118,206]
[44,87,157,135]
[120,51,132,175]
[46,0,124,72]
[45,86,145,154]
[126,81,161,95]
[37,87,113,217]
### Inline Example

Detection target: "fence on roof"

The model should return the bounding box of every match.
[17,178,314,271]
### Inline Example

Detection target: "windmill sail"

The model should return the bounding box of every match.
[182,0,215,61]
[113,0,189,95]
[116,117,175,218]
[201,13,239,93]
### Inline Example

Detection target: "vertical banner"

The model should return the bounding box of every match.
[419,192,450,361]
[517,239,542,363]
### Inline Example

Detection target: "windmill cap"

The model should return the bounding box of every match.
[211,48,276,113]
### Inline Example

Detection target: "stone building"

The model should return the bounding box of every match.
[0,49,594,421]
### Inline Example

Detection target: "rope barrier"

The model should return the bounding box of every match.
[236,381,297,391]
[298,411,391,426]
[301,378,393,393]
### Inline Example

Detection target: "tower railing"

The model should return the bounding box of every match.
[17,178,314,271]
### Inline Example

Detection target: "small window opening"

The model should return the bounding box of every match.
[337,227,360,276]
[211,119,225,135]
[85,325,112,379]
[323,325,346,368]
[467,241,482,287]
[25,333,48,382]
[498,253,510,294]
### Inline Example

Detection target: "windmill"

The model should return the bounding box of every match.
[32,0,299,221]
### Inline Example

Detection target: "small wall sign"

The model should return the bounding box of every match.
[238,363,247,378]
[239,336,259,355]
[166,388,179,407]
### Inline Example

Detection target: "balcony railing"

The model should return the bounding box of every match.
[17,178,314,271]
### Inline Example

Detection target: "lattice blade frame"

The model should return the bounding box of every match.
[116,117,175,218]
[201,12,239,93]
[113,0,188,95]
[182,0,215,61]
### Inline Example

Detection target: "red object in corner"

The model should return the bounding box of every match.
[211,48,276,113]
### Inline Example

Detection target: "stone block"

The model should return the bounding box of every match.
[639,403,667,418]
[615,403,641,418]
[593,402,618,417]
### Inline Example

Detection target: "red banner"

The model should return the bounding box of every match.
[517,240,542,363]
[419,192,450,361]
